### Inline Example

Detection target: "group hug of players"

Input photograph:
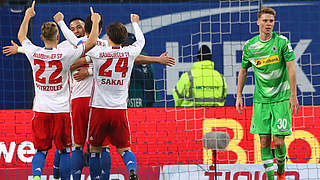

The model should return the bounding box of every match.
[3,1,175,180]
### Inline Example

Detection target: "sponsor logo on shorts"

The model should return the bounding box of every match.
[278,130,287,132]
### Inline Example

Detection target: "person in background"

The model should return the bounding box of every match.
[173,44,227,107]
[124,33,156,107]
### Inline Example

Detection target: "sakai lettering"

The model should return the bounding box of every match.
[101,78,124,86]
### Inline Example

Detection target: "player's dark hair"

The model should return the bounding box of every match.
[257,7,276,19]
[121,33,136,47]
[69,17,85,25]
[197,45,212,61]
[85,14,103,34]
[41,22,58,41]
[106,22,128,45]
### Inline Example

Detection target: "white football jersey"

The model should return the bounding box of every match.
[70,63,93,100]
[87,22,145,109]
[22,39,84,113]
[69,37,108,100]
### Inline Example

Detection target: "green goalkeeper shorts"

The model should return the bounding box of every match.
[251,100,292,136]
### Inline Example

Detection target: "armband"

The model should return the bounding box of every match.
[17,46,24,53]
[88,68,93,76]
[85,56,91,63]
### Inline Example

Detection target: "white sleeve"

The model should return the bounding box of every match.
[63,43,85,64]
[21,39,38,62]
[131,22,145,56]
[86,46,99,59]
[57,20,81,46]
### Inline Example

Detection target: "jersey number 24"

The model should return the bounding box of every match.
[99,57,128,78]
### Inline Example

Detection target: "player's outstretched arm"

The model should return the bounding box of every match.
[134,51,175,66]
[54,12,80,46]
[84,7,100,53]
[131,14,145,52]
[2,41,25,56]
[287,60,299,114]
[236,68,248,114]
[18,1,35,44]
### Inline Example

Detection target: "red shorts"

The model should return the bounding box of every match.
[71,97,90,145]
[32,112,71,151]
[88,108,130,148]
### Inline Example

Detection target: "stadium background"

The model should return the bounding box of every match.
[1,0,320,179]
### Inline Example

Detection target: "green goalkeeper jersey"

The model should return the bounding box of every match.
[241,32,296,103]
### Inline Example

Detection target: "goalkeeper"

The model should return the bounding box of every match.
[235,7,299,180]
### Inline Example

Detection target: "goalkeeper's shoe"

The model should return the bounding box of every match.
[129,170,139,180]
[277,171,285,180]
[33,176,41,180]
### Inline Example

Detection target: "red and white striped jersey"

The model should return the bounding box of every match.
[69,36,94,100]
[87,22,145,109]
[70,63,93,100]
[22,39,84,113]
[69,36,109,100]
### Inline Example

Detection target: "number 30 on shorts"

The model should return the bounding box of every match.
[277,118,287,129]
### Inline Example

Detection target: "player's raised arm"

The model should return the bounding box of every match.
[131,14,145,52]
[54,12,80,46]
[18,1,36,44]
[83,7,100,53]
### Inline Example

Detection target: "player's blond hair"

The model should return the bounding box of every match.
[41,22,58,41]
[257,8,276,19]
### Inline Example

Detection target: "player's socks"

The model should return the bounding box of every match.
[89,152,101,180]
[71,147,84,180]
[261,147,274,180]
[275,145,286,175]
[100,147,111,180]
[121,150,137,173]
[53,149,61,179]
[32,151,47,177]
[59,148,71,180]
